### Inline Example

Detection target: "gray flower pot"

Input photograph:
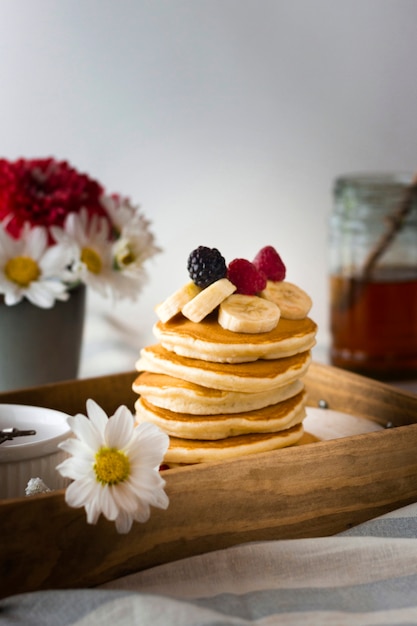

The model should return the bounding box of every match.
[0,284,86,392]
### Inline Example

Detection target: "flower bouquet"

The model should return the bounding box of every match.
[0,157,160,308]
[0,158,161,391]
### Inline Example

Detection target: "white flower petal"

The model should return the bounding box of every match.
[4,290,22,306]
[135,420,170,448]
[85,500,102,525]
[105,405,134,449]
[65,477,98,509]
[0,226,16,255]
[111,482,140,514]
[86,399,109,434]
[99,484,119,521]
[129,480,169,512]
[24,282,57,309]
[147,487,170,511]
[64,212,85,243]
[132,500,151,524]
[115,510,134,534]
[128,425,169,468]
[58,438,83,455]
[44,281,68,300]
[127,442,167,470]
[69,413,102,451]
[40,243,73,275]
[128,466,166,491]
[25,226,47,260]
[56,456,94,480]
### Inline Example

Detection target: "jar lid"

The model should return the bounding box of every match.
[334,172,413,194]
[333,172,417,217]
[0,404,71,462]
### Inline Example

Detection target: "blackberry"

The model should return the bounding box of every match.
[187,246,227,288]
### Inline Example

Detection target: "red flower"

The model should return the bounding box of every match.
[0,158,109,238]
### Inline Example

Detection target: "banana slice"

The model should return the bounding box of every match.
[182,278,236,323]
[218,294,281,333]
[260,280,312,320]
[155,282,201,323]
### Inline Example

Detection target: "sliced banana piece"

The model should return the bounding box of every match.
[261,280,312,320]
[218,294,280,333]
[182,278,236,323]
[155,281,201,323]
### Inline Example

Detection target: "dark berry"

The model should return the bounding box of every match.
[227,258,267,295]
[253,246,286,281]
[187,246,227,288]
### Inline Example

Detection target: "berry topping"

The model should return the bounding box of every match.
[187,246,227,288]
[227,258,267,295]
[253,246,286,281]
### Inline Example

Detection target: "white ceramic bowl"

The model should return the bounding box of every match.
[0,404,72,499]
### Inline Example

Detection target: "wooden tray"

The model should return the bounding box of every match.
[1,361,417,599]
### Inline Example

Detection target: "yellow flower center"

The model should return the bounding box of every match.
[5,256,41,286]
[114,239,136,269]
[118,247,135,267]
[81,247,102,274]
[121,251,135,266]
[94,447,130,485]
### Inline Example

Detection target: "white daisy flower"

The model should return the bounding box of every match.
[100,194,138,232]
[52,209,121,299]
[102,194,161,289]
[0,222,72,308]
[56,399,169,534]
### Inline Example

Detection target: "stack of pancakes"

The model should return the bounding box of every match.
[134,311,317,466]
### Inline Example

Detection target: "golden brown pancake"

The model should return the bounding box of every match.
[164,423,304,464]
[133,372,304,415]
[135,390,306,439]
[153,313,317,363]
[136,345,312,393]
[134,276,317,465]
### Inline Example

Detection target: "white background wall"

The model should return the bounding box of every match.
[1,0,417,375]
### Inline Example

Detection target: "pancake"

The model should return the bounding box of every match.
[135,390,306,439]
[133,249,318,465]
[136,344,312,393]
[164,423,304,464]
[153,313,317,363]
[133,372,304,415]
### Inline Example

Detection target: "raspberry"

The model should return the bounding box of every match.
[187,246,227,288]
[253,246,286,281]
[227,258,267,295]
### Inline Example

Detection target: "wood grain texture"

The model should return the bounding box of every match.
[1,362,417,598]
[0,371,138,415]
[304,362,417,427]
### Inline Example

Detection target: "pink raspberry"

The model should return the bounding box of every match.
[253,245,286,281]
[227,258,267,295]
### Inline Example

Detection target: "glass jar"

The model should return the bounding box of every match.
[329,172,417,380]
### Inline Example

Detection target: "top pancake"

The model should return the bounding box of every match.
[153,312,317,362]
